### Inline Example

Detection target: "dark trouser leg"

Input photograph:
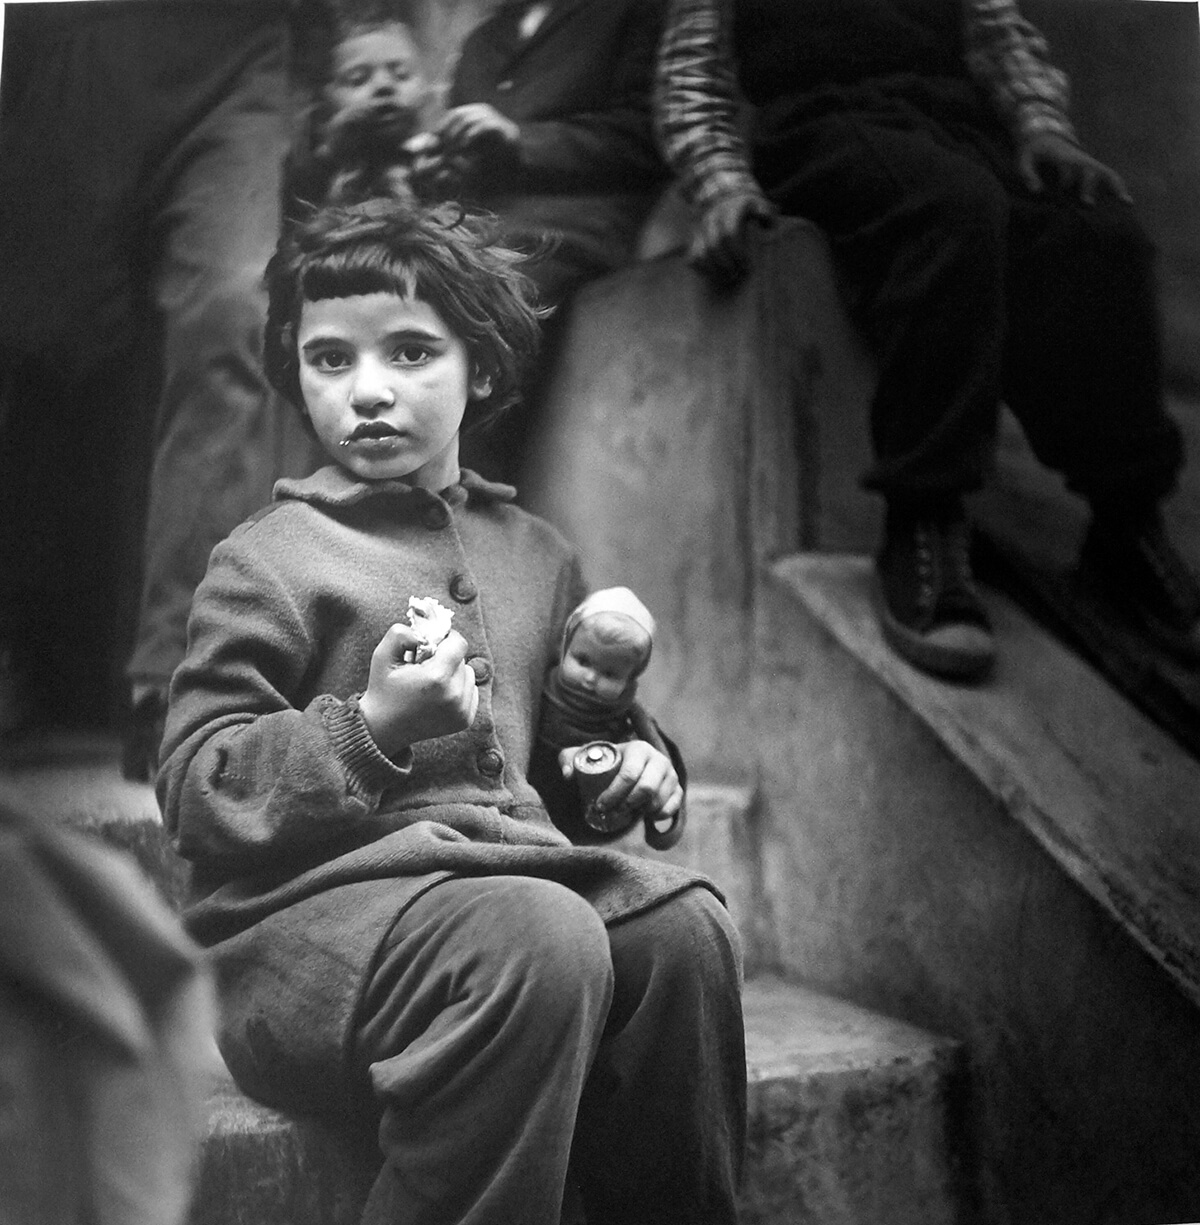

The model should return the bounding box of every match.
[1002,191,1198,656]
[756,105,1010,501]
[1002,191,1183,507]
[128,19,319,697]
[352,877,614,1225]
[571,886,746,1225]
[351,878,744,1225]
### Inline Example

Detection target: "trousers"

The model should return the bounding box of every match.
[358,877,745,1225]
[753,76,1184,506]
[222,875,746,1225]
[0,2,318,700]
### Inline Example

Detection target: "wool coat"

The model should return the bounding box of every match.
[157,465,715,1101]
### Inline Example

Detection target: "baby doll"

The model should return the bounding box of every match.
[540,587,686,850]
[541,587,654,746]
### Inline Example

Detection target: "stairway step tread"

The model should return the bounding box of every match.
[772,552,1200,1009]
[197,975,959,1225]
[205,975,956,1138]
[742,975,955,1081]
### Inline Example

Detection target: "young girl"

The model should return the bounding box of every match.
[157,199,745,1225]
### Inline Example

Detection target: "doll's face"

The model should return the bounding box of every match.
[560,615,649,703]
[328,25,427,141]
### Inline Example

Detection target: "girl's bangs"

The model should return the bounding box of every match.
[300,247,419,302]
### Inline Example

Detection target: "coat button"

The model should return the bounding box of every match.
[449,573,477,603]
[468,656,493,685]
[423,504,449,530]
[478,748,504,777]
[496,79,513,92]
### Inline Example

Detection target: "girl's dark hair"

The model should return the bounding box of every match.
[264,198,547,430]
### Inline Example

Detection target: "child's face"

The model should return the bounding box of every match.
[328,26,426,140]
[297,291,490,489]
[560,619,646,703]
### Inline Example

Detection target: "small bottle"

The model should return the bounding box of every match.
[573,741,627,833]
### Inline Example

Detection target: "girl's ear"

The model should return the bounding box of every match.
[468,368,493,402]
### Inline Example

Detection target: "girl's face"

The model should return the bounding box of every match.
[297,292,489,489]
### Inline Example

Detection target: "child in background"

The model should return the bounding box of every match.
[157,198,744,1225]
[539,586,687,849]
[286,16,441,211]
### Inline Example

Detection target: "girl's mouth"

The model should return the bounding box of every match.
[343,423,402,447]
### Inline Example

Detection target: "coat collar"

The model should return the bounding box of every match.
[487,0,589,67]
[273,464,517,512]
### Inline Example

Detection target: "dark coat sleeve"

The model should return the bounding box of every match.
[448,0,668,194]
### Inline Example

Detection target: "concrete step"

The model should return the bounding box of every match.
[191,976,961,1225]
[756,552,1200,1225]
[770,552,1200,1010]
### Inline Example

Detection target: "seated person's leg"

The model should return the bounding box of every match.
[352,876,614,1225]
[762,107,1009,679]
[1003,192,1199,659]
[126,22,312,772]
[572,885,745,1225]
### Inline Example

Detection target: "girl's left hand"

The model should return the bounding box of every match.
[559,740,683,825]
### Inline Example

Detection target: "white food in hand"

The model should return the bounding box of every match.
[404,596,455,663]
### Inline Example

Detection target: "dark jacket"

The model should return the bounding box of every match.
[448,0,670,276]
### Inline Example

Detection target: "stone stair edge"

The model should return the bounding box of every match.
[768,551,1200,1012]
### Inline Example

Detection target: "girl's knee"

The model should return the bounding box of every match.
[467,878,614,1024]
[611,887,743,1011]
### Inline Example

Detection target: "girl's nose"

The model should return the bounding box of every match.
[350,360,395,411]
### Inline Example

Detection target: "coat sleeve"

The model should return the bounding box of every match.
[156,533,411,871]
[654,0,767,213]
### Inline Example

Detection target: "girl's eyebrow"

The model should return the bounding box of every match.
[300,335,348,353]
[383,326,445,343]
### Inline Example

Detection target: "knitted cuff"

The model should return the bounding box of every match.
[321,695,414,801]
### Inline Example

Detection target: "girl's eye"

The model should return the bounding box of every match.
[310,349,352,372]
[393,343,431,365]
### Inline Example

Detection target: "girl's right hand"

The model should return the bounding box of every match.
[358,626,479,758]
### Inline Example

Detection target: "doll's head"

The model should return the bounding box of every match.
[559,588,655,704]
[265,198,545,465]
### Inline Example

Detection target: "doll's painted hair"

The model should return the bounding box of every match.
[264,198,546,430]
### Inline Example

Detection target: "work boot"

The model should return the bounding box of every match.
[1079,507,1200,665]
[874,499,996,681]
